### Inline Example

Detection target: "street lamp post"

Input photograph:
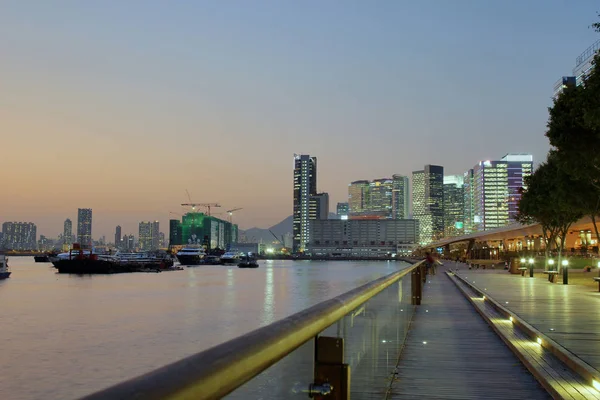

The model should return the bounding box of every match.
[528,258,534,277]
[548,259,555,271]
[597,261,600,277]
[562,259,569,284]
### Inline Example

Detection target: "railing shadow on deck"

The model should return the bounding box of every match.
[80,260,426,400]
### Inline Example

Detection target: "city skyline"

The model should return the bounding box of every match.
[2,2,599,238]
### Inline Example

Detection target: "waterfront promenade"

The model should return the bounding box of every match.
[451,266,600,373]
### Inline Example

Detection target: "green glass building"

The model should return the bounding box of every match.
[169,212,238,250]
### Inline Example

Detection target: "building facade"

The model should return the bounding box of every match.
[463,169,475,234]
[63,219,73,249]
[114,225,121,248]
[553,39,600,99]
[307,219,419,257]
[412,165,444,245]
[77,208,92,248]
[502,154,533,222]
[309,193,329,220]
[392,174,409,220]
[336,202,349,219]
[169,212,238,250]
[443,175,465,238]
[348,180,370,217]
[293,154,317,253]
[138,222,153,251]
[1,222,37,250]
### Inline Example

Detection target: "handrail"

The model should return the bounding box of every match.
[80,260,423,400]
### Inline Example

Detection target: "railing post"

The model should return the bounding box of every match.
[411,265,422,305]
[312,336,350,399]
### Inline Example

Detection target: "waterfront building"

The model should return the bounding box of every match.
[77,208,92,248]
[169,212,238,250]
[336,202,349,219]
[443,175,465,238]
[309,193,329,220]
[392,174,409,220]
[367,179,394,218]
[63,219,72,249]
[307,219,419,257]
[1,222,37,250]
[412,165,444,245]
[138,222,153,251]
[293,154,317,253]
[114,225,121,248]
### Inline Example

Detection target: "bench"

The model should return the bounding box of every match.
[594,277,600,292]
[517,267,528,277]
[544,270,559,283]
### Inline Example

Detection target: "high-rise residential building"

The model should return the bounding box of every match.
[443,175,465,238]
[463,169,475,234]
[336,202,349,219]
[63,219,72,248]
[553,39,600,98]
[467,154,533,232]
[77,208,92,248]
[309,193,329,220]
[2,222,37,250]
[159,232,166,248]
[168,213,237,249]
[348,180,370,216]
[138,222,154,251]
[293,154,317,253]
[114,225,121,248]
[412,165,444,245]
[392,174,409,220]
[151,221,160,250]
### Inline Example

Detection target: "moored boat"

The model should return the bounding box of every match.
[0,255,11,279]
[220,251,241,265]
[238,253,259,269]
[176,246,206,266]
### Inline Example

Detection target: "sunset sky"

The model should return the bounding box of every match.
[2,1,599,239]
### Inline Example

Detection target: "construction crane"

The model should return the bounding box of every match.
[181,203,221,216]
[269,230,285,246]
[226,208,243,224]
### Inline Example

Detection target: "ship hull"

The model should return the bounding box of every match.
[176,255,203,266]
[0,271,11,279]
[34,256,50,263]
[55,258,121,274]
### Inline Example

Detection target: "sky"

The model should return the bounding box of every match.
[1,0,599,239]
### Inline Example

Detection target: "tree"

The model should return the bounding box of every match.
[516,154,583,268]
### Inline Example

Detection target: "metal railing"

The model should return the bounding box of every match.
[80,260,425,400]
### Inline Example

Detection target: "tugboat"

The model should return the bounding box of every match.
[0,255,11,279]
[175,245,206,266]
[238,253,259,269]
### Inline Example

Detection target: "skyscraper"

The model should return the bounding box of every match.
[1,222,37,250]
[467,154,533,232]
[63,219,72,248]
[368,179,393,218]
[309,193,329,220]
[293,154,317,253]
[77,208,92,248]
[392,174,409,220]
[348,180,370,217]
[443,175,465,237]
[152,221,160,250]
[412,165,444,245]
[139,222,153,251]
[114,225,121,248]
[463,169,475,234]
[336,202,349,219]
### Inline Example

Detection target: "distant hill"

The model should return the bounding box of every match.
[240,213,335,244]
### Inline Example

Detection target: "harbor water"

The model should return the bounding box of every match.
[0,257,409,400]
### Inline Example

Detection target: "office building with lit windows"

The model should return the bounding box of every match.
[63,219,73,249]
[348,177,406,220]
[392,174,409,220]
[443,175,464,237]
[412,165,444,245]
[336,202,349,219]
[348,180,370,217]
[293,154,317,253]
[553,39,600,99]
[309,193,329,220]
[77,208,92,248]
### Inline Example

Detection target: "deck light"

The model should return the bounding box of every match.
[509,316,514,322]
[536,337,542,345]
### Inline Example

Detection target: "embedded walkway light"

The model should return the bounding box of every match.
[562,259,569,284]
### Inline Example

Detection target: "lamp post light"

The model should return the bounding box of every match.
[528,258,534,277]
[562,259,569,284]
[548,259,555,271]
[597,261,600,277]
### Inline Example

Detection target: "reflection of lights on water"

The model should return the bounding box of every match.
[262,267,275,324]
[227,268,234,287]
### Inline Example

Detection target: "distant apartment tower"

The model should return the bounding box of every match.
[1,222,37,250]
[293,154,317,253]
[309,193,329,220]
[114,225,121,248]
[77,208,92,248]
[412,165,444,245]
[392,174,409,219]
[63,219,73,247]
[443,175,465,237]
[336,202,349,219]
[139,221,160,251]
[468,154,533,232]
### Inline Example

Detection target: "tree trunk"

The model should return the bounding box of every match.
[591,213,600,255]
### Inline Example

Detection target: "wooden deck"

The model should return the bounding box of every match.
[450,264,600,373]
[387,271,550,399]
